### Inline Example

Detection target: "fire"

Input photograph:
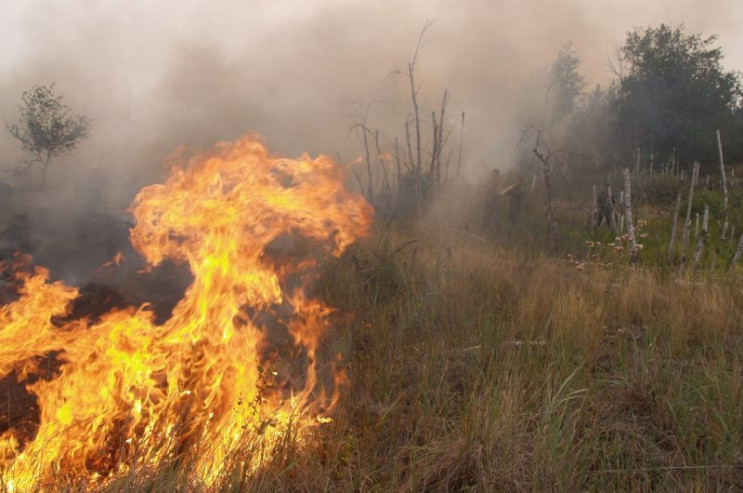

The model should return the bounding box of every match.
[0,135,373,489]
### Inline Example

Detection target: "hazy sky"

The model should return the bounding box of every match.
[1,0,741,201]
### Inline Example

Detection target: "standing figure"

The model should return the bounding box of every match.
[501,176,525,229]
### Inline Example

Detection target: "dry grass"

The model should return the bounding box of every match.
[310,224,743,492]
[6,223,743,492]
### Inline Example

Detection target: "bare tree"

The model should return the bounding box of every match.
[531,130,561,250]
[405,21,433,180]
[623,168,638,261]
[455,111,465,179]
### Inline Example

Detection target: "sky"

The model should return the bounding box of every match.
[0,0,742,204]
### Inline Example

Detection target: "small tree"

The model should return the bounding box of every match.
[6,83,91,187]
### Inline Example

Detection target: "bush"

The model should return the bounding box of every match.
[681,188,724,216]
[729,188,743,209]
[636,174,683,204]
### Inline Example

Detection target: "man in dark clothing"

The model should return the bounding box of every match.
[502,176,524,226]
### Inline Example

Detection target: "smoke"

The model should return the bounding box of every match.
[0,0,741,278]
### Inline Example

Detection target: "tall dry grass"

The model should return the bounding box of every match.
[6,223,743,491]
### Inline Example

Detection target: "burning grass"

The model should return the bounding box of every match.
[0,135,373,491]
[2,157,743,490]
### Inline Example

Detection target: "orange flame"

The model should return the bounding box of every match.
[0,135,373,489]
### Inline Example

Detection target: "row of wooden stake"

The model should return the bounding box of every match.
[614,129,743,270]
[664,129,743,270]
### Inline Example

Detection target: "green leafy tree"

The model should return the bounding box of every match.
[548,45,586,122]
[6,83,91,187]
[612,24,742,167]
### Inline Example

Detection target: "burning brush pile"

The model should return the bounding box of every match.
[0,135,373,490]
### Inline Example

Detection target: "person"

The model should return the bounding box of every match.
[481,169,502,234]
[596,183,614,229]
[501,176,524,227]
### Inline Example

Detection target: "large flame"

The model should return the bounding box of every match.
[0,135,373,489]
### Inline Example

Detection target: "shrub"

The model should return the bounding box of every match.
[682,188,724,216]
[636,174,683,204]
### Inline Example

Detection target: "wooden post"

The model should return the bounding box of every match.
[717,129,729,240]
[680,162,700,268]
[667,190,682,263]
[692,205,709,269]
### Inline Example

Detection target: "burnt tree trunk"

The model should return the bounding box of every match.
[532,147,560,250]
